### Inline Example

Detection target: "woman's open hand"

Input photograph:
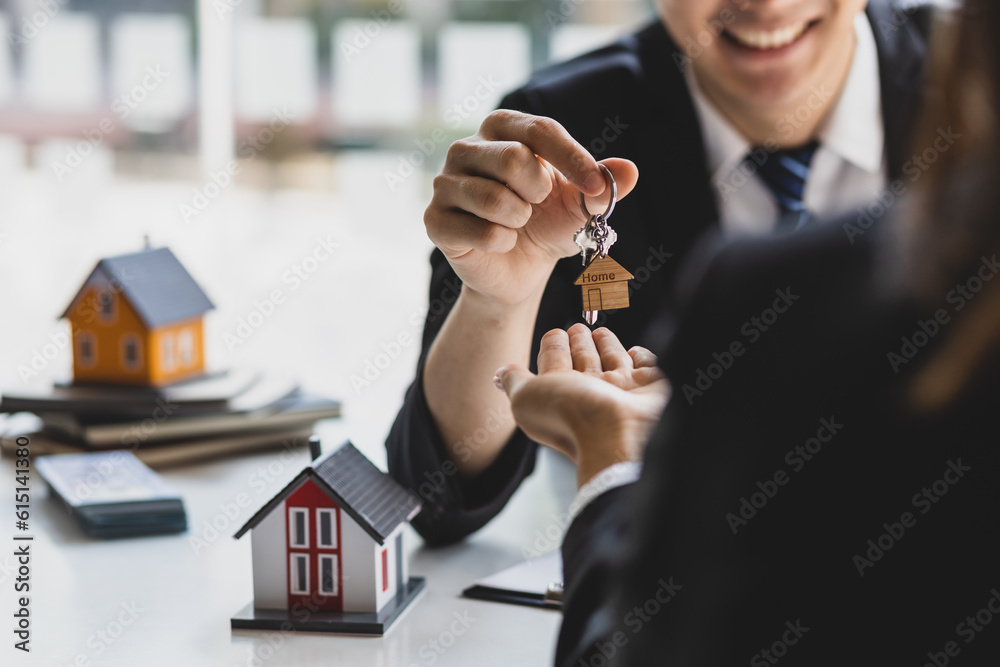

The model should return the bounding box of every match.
[495,324,670,488]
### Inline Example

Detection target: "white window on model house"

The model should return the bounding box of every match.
[316,509,337,548]
[289,508,309,548]
[121,334,141,370]
[78,331,96,367]
[161,334,175,371]
[178,329,194,367]
[290,554,309,594]
[319,555,338,595]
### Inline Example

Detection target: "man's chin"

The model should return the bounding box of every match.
[736,79,813,109]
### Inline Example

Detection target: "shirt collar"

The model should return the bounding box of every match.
[686,11,884,180]
[817,12,884,174]
[685,67,748,182]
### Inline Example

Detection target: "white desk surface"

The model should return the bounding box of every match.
[0,165,575,666]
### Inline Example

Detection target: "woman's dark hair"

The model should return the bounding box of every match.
[901,0,1000,409]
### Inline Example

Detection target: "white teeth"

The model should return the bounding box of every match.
[727,22,809,50]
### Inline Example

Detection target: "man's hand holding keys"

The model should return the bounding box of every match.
[424,109,640,307]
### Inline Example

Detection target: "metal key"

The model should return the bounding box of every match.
[573,165,617,324]
[573,217,617,266]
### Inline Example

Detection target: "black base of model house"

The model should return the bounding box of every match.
[230,576,426,636]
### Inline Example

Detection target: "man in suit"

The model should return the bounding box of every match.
[387,0,934,546]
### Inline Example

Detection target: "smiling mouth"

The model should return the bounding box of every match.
[723,20,820,51]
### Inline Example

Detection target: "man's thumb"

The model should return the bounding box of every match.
[579,158,639,215]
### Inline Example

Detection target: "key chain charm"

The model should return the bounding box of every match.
[572,165,633,326]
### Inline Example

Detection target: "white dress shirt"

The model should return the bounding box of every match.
[568,461,644,521]
[687,12,886,233]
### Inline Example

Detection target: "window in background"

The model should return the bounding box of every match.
[332,20,421,129]
[549,23,627,62]
[0,0,650,182]
[0,13,13,107]
[0,1,198,179]
[22,13,102,113]
[235,17,318,123]
[436,22,532,132]
[110,14,194,132]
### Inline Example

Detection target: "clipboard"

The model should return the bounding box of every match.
[461,551,563,610]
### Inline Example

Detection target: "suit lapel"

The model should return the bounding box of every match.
[866,0,931,180]
[631,23,720,279]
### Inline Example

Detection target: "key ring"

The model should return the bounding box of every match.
[579,164,617,221]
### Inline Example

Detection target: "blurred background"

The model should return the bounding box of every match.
[0,0,653,455]
[0,6,654,663]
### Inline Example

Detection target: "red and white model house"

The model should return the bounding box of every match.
[231,439,425,635]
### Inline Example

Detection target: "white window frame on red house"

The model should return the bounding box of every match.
[290,553,309,594]
[316,508,337,548]
[288,507,309,548]
[318,554,338,596]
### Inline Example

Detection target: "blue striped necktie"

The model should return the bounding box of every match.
[751,140,820,229]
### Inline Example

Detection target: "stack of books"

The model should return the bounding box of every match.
[0,370,340,467]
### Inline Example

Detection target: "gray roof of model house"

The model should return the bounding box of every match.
[234,441,422,545]
[61,247,214,328]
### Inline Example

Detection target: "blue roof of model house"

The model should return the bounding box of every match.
[61,247,214,328]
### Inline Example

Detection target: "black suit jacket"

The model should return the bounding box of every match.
[386,1,933,546]
[557,214,1000,666]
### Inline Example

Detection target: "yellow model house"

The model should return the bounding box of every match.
[574,255,634,313]
[61,247,214,386]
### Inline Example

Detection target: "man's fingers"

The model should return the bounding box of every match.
[448,139,553,205]
[433,173,533,229]
[628,346,659,369]
[425,208,518,255]
[567,323,602,373]
[495,364,534,398]
[537,329,573,374]
[592,327,632,371]
[480,110,604,196]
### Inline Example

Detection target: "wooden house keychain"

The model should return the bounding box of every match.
[572,164,633,325]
